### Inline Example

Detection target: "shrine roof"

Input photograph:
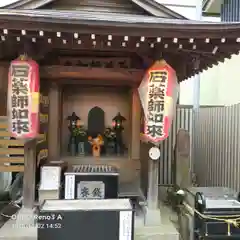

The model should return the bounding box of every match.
[0,10,239,36]
[0,9,240,81]
[0,0,187,19]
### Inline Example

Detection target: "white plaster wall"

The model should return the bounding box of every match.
[155,0,197,19]
[179,13,240,106]
[0,0,18,7]
[180,53,240,106]
[179,13,221,106]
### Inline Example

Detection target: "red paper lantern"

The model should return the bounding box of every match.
[8,56,40,139]
[138,60,179,143]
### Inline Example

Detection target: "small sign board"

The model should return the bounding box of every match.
[65,174,75,199]
[149,147,161,160]
[175,129,191,189]
[77,181,105,199]
[40,166,61,190]
[119,211,133,240]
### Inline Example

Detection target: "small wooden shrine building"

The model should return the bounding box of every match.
[0,0,240,208]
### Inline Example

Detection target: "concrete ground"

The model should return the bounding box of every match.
[0,202,179,240]
[135,203,179,240]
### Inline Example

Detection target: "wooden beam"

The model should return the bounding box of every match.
[1,19,240,39]
[5,33,235,56]
[0,165,24,172]
[0,139,24,146]
[0,122,8,128]
[41,65,144,82]
[0,148,24,155]
[0,157,24,163]
[58,79,138,86]
[58,56,131,69]
[23,139,36,209]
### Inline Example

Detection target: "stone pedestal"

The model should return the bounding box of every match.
[145,159,161,226]
[38,188,60,202]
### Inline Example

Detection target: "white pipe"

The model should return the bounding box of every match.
[191,0,202,173]
[193,0,202,110]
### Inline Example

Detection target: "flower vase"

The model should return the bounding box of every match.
[78,142,85,156]
[70,136,77,156]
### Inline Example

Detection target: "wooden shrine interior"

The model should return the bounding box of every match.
[61,86,131,156]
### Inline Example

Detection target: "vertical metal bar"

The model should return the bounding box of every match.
[236,105,240,191]
[235,0,237,21]
[227,0,230,22]
[193,0,202,108]
[236,0,240,22]
[229,0,233,21]
[236,0,240,21]
[223,0,226,21]
[221,2,224,21]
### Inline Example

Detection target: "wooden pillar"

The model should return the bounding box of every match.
[0,65,8,116]
[48,82,61,161]
[23,139,36,209]
[130,88,141,160]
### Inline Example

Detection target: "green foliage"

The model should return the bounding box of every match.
[104,127,116,140]
[72,126,87,137]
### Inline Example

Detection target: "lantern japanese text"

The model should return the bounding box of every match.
[8,56,40,139]
[138,60,179,143]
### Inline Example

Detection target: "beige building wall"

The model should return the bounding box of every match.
[180,53,240,106]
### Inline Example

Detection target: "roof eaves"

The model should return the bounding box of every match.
[0,10,239,32]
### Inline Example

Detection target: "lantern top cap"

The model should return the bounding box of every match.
[155,59,166,65]
[112,112,126,121]
[67,112,80,120]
